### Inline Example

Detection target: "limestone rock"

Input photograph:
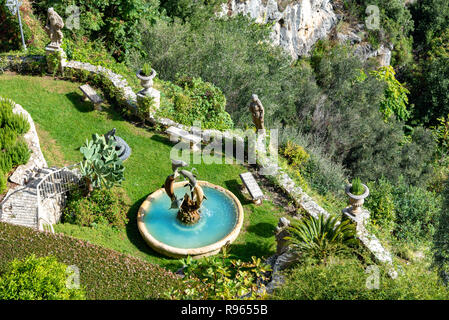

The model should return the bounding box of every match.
[220,0,337,58]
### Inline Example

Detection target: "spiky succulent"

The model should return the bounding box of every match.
[79,133,125,190]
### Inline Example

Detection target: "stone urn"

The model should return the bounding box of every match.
[136,68,157,96]
[345,183,369,215]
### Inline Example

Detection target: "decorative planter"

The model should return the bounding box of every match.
[136,68,156,96]
[345,183,369,215]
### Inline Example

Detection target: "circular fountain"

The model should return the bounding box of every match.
[137,160,244,259]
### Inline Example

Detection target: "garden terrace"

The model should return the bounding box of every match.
[0,73,289,270]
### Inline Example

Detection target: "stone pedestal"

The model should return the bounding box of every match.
[137,88,161,118]
[45,45,67,74]
[342,206,370,227]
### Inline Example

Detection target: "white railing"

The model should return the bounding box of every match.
[36,164,83,233]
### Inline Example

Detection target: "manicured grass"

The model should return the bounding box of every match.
[0,74,285,270]
[0,222,182,300]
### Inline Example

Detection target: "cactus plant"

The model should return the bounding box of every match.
[79,133,125,195]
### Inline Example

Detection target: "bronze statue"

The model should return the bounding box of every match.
[45,8,64,48]
[249,94,265,131]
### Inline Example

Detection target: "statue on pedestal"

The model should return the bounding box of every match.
[45,8,64,49]
[249,94,265,131]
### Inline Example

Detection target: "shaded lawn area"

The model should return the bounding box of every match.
[0,74,286,270]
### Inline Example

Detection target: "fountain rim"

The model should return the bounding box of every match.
[137,180,244,259]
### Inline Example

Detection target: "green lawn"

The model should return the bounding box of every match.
[0,73,286,270]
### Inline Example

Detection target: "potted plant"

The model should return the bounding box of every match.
[345,178,369,215]
[136,62,156,96]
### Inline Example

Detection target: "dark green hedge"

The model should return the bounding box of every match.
[0,222,182,300]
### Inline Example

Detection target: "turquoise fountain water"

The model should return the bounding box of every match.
[142,185,239,249]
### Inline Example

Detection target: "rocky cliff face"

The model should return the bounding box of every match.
[220,0,337,59]
[220,0,392,66]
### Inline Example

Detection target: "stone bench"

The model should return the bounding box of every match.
[239,172,264,205]
[166,126,202,151]
[79,84,103,110]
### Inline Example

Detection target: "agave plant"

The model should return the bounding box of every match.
[79,133,125,195]
[285,214,357,263]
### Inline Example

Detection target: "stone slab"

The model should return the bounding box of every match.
[79,84,103,104]
[239,172,264,200]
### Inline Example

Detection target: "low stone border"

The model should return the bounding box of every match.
[255,140,397,286]
[0,98,47,185]
[137,181,244,259]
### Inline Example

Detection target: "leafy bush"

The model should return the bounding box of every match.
[0,255,86,300]
[365,178,396,232]
[63,187,129,229]
[33,0,161,62]
[0,98,31,188]
[0,127,17,150]
[167,248,270,300]
[5,113,30,135]
[285,215,357,263]
[282,141,310,169]
[0,0,32,52]
[0,222,182,300]
[0,153,12,174]
[0,170,6,194]
[392,178,441,242]
[136,96,156,121]
[158,75,234,130]
[61,38,140,89]
[370,66,410,122]
[272,256,449,300]
[8,139,30,167]
[411,56,449,126]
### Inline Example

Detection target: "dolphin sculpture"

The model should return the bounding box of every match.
[180,170,207,208]
[162,159,189,209]
[171,159,188,178]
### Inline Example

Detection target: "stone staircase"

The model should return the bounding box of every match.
[0,167,59,230]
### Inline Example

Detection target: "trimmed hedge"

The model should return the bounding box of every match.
[0,222,183,300]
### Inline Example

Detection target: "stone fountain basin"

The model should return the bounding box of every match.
[137,181,244,259]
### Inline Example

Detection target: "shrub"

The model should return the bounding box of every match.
[33,0,161,62]
[8,139,31,167]
[158,75,234,130]
[166,248,271,300]
[0,152,12,174]
[282,141,310,169]
[272,256,449,300]
[63,187,129,229]
[0,170,6,194]
[0,127,17,150]
[365,178,396,232]
[0,222,182,300]
[0,255,85,300]
[5,113,30,135]
[370,66,411,122]
[392,178,441,242]
[136,96,155,121]
[285,214,358,263]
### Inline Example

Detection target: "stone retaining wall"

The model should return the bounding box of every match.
[0,98,48,185]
